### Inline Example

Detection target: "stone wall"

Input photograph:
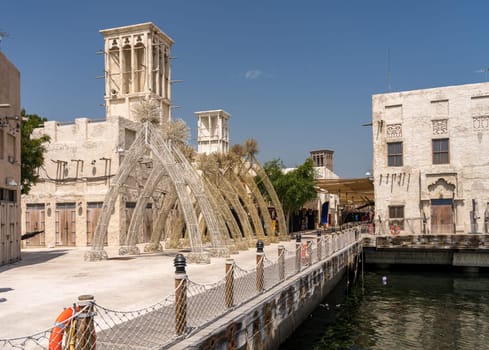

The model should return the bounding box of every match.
[372,82,489,235]
[0,51,21,265]
[22,116,139,247]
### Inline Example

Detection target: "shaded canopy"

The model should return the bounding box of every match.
[315,178,374,207]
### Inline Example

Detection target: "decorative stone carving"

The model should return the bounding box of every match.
[428,178,455,199]
[432,119,448,135]
[386,124,402,138]
[473,116,489,129]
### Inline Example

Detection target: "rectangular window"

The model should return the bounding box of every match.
[432,138,449,164]
[7,189,16,203]
[124,129,136,150]
[388,205,404,230]
[387,142,403,166]
[0,188,16,202]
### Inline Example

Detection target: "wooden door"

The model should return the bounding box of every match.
[55,203,76,246]
[143,203,153,243]
[431,199,453,234]
[87,202,106,246]
[25,204,45,247]
[123,202,136,245]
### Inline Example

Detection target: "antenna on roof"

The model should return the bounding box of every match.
[387,48,391,92]
[475,67,489,81]
[0,31,10,49]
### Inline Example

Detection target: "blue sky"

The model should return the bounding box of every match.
[1,1,488,177]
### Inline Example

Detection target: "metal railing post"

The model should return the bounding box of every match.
[76,294,96,350]
[278,245,285,281]
[307,240,313,266]
[295,233,302,272]
[256,239,265,292]
[174,254,187,336]
[317,230,322,261]
[225,258,234,308]
[256,240,264,292]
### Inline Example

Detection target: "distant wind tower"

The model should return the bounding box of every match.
[476,67,489,81]
[0,31,10,49]
[387,48,391,92]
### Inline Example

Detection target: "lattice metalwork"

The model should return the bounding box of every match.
[233,264,259,305]
[172,146,225,251]
[86,131,148,260]
[92,296,177,349]
[187,279,227,327]
[263,255,281,289]
[122,167,168,251]
[0,330,50,349]
[284,245,300,278]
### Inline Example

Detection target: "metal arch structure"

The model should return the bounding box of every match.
[118,166,169,256]
[85,122,225,263]
[171,145,228,255]
[250,161,289,239]
[150,127,228,258]
[85,130,148,261]
[144,184,178,252]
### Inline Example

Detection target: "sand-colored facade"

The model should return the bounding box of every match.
[195,109,230,155]
[0,51,21,265]
[372,82,489,234]
[21,23,174,248]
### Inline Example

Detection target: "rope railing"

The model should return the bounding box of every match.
[0,228,361,350]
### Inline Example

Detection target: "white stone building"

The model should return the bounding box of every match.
[195,109,230,155]
[0,51,21,265]
[310,149,339,227]
[22,23,174,248]
[284,149,341,231]
[372,82,489,235]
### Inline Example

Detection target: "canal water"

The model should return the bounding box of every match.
[281,266,489,349]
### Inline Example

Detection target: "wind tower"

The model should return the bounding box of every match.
[195,110,230,154]
[195,110,231,155]
[100,22,174,123]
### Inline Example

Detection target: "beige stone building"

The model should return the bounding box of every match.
[372,82,489,235]
[0,51,21,265]
[22,23,174,248]
[310,149,339,227]
[195,109,230,155]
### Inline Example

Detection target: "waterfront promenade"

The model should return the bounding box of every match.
[0,240,298,339]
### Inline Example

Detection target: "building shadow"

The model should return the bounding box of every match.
[0,249,70,273]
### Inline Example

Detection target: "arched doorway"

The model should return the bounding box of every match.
[428,178,455,234]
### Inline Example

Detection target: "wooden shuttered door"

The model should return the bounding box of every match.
[143,203,153,243]
[124,202,153,245]
[55,203,76,246]
[123,202,136,245]
[87,202,106,246]
[431,199,454,234]
[25,204,45,247]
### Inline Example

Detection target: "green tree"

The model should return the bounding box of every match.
[263,158,317,231]
[20,109,50,194]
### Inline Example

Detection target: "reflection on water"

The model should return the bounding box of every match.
[281,268,489,350]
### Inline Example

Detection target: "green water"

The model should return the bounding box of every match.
[281,267,489,350]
